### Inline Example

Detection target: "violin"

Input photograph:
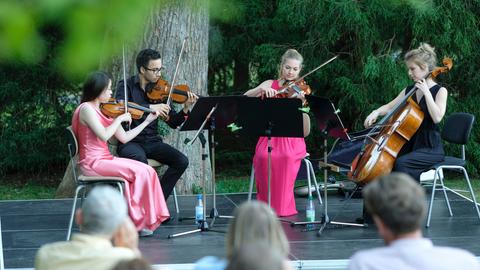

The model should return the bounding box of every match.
[100,98,155,120]
[146,79,192,104]
[275,79,312,98]
[274,55,338,99]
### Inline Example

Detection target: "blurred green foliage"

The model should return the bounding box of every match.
[2,0,480,181]
[0,0,238,177]
[210,0,480,176]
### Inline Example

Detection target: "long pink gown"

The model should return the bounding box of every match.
[253,80,307,216]
[72,102,169,231]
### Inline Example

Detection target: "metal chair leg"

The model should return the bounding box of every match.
[173,187,180,215]
[248,165,255,201]
[67,185,84,240]
[462,168,480,222]
[438,169,453,216]
[426,171,438,228]
[304,158,322,205]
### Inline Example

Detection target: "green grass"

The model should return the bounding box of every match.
[1,172,480,202]
[442,178,480,201]
[0,182,56,200]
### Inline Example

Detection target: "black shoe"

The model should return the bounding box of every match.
[162,216,173,224]
[355,217,366,224]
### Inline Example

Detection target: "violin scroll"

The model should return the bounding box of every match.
[146,79,192,104]
[430,57,453,78]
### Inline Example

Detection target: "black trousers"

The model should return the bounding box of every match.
[393,148,444,181]
[117,139,189,200]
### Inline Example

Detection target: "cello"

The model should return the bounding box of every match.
[348,57,453,184]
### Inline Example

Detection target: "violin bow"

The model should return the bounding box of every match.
[289,55,338,86]
[122,45,131,130]
[166,37,188,106]
[278,55,338,94]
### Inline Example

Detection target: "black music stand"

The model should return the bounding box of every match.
[305,95,365,236]
[168,96,241,238]
[235,97,304,208]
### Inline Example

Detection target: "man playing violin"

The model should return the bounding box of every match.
[116,48,198,204]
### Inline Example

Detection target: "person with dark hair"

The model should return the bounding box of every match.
[348,173,480,270]
[116,48,198,202]
[72,71,169,236]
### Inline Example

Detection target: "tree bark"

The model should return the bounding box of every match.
[130,0,211,194]
[56,0,210,197]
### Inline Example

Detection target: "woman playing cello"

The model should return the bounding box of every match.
[364,43,447,182]
[244,49,311,216]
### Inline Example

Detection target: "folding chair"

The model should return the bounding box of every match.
[65,126,125,240]
[424,113,480,227]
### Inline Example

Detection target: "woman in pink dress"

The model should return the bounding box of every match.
[244,49,310,216]
[71,71,169,236]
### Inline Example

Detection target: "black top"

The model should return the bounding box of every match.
[115,75,188,142]
[403,84,444,153]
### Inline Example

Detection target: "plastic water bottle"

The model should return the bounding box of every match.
[306,195,315,230]
[195,194,204,224]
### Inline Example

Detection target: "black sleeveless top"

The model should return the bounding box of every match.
[403,84,444,154]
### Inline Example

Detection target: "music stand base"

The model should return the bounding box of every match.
[317,215,366,237]
[167,220,227,239]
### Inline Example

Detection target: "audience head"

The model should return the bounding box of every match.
[226,201,289,259]
[77,185,128,237]
[112,258,152,270]
[226,242,290,270]
[363,172,426,238]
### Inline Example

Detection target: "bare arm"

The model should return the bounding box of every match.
[415,79,447,123]
[79,104,129,142]
[244,80,276,97]
[364,89,406,128]
[114,112,159,144]
[425,87,447,123]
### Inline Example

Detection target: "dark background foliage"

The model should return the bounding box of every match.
[1,0,480,180]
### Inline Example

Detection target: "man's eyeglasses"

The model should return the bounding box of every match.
[144,66,164,74]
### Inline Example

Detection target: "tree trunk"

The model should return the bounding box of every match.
[233,58,249,93]
[56,0,210,197]
[129,0,211,194]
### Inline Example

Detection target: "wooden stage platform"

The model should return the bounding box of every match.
[1,190,480,269]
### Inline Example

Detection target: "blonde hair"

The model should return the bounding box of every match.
[278,49,303,78]
[226,201,289,259]
[404,43,437,72]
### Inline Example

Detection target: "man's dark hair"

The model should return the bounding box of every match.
[81,71,111,103]
[136,49,162,73]
[363,172,427,236]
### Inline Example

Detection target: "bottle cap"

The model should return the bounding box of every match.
[197,194,203,199]
[308,195,313,200]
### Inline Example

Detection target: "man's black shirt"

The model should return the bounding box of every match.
[115,75,188,142]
